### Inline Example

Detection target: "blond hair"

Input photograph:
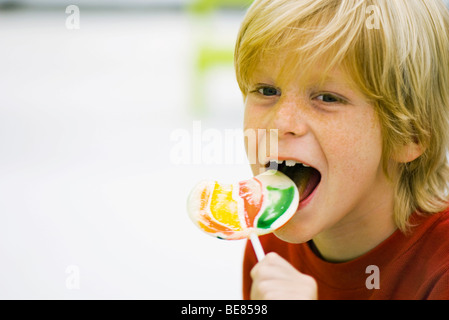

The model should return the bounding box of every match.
[234,0,449,231]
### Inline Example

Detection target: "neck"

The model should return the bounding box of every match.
[312,199,397,263]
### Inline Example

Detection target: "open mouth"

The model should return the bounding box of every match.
[265,160,321,203]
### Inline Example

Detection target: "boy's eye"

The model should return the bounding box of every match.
[257,86,281,96]
[315,93,343,103]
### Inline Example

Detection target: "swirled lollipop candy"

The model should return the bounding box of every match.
[187,170,299,260]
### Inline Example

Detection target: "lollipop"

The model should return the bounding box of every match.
[187,170,299,260]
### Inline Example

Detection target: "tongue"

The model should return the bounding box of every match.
[283,166,321,202]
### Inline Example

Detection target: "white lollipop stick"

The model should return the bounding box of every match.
[250,233,265,261]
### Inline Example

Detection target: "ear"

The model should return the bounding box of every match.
[391,142,425,163]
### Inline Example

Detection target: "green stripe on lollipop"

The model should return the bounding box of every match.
[256,185,296,229]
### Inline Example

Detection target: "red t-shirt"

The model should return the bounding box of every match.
[243,209,449,300]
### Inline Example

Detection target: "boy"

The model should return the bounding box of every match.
[234,0,449,299]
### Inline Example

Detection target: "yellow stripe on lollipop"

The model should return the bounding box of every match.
[209,182,242,231]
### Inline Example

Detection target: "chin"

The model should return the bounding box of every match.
[273,224,313,244]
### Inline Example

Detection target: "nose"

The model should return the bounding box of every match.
[268,96,309,138]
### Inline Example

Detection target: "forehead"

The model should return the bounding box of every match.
[249,51,357,91]
[235,1,372,96]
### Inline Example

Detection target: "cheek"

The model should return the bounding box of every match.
[243,104,267,174]
[243,105,257,153]
[243,103,263,131]
[324,113,383,176]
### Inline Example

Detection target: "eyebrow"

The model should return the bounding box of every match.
[309,72,359,92]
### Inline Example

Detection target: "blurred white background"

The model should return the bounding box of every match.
[5,0,447,301]
[0,0,252,299]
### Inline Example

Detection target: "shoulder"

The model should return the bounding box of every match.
[410,209,449,295]
[417,209,449,249]
[426,266,449,299]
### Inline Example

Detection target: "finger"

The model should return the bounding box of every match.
[262,252,295,269]
[251,252,300,280]
[250,252,284,279]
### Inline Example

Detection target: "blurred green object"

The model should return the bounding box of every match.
[191,44,236,115]
[189,0,250,14]
[196,46,235,73]
[189,0,252,115]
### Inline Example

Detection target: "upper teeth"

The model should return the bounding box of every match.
[271,159,310,167]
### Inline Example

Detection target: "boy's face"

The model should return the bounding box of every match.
[244,58,395,243]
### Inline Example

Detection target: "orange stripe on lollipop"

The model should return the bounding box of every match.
[197,183,238,234]
[209,182,242,231]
